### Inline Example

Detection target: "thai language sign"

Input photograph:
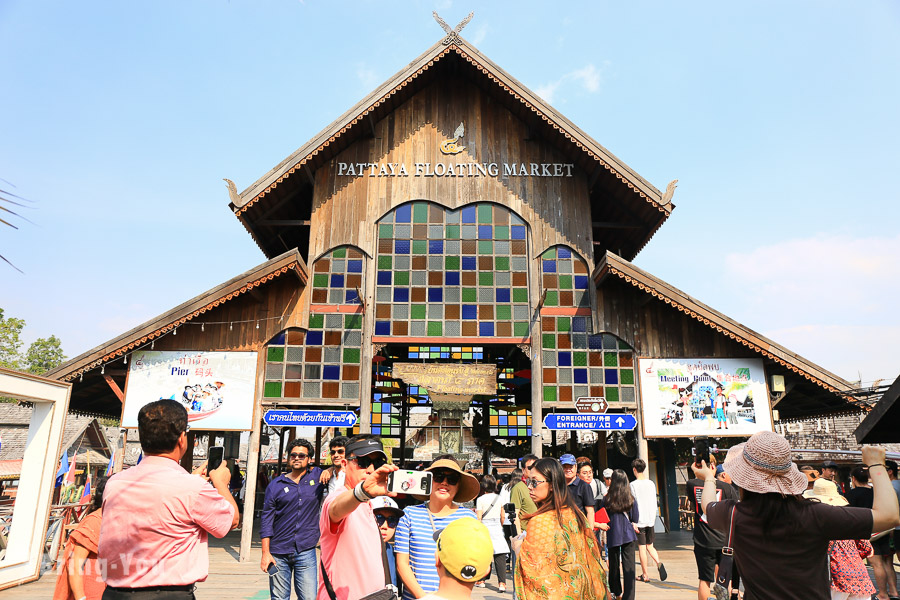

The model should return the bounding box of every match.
[637,358,772,438]
[392,363,496,395]
[264,410,357,427]
[122,351,258,431]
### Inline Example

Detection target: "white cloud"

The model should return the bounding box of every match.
[535,62,608,104]
[720,233,900,382]
[356,63,379,91]
[468,24,488,46]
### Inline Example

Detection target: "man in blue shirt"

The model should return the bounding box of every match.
[260,439,324,600]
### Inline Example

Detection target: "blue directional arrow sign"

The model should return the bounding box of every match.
[264,410,357,428]
[543,413,637,431]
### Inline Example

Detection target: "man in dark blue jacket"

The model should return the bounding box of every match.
[260,439,324,600]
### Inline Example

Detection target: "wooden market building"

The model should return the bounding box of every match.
[47,29,864,558]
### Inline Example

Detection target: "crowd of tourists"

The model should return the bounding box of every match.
[51,398,900,600]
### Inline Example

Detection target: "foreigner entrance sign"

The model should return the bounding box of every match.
[264,410,357,427]
[543,413,637,431]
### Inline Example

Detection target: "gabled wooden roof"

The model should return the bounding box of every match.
[230,36,673,261]
[47,249,307,383]
[855,375,900,443]
[593,251,857,405]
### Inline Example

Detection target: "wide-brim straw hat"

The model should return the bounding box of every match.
[413,458,480,503]
[723,431,807,495]
[803,478,848,506]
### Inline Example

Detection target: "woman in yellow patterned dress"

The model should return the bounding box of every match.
[514,458,609,600]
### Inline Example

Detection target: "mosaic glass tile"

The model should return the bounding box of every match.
[375,202,531,339]
[539,246,590,308]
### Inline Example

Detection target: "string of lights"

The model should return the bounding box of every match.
[78,314,289,382]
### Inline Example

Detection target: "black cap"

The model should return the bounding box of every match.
[346,438,386,459]
[822,460,838,469]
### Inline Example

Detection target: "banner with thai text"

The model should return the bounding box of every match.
[637,357,772,438]
[122,351,258,430]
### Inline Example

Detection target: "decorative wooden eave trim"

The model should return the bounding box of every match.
[233,39,669,224]
[49,251,307,383]
[593,253,856,402]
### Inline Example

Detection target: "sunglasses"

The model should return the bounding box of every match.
[289,452,309,459]
[524,462,536,470]
[375,514,400,527]
[330,448,345,455]
[524,478,548,489]
[432,470,461,485]
[350,455,387,470]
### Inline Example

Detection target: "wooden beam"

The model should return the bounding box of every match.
[257,220,311,227]
[303,165,316,187]
[103,373,125,403]
[592,221,643,229]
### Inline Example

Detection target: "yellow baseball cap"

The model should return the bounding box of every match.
[433,518,493,582]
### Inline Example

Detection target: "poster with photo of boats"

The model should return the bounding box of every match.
[637,357,773,438]
[121,351,257,430]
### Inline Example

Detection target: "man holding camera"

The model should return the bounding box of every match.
[318,434,398,600]
[260,439,324,600]
[99,399,239,600]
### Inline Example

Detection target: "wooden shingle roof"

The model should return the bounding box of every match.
[593,251,858,415]
[47,249,307,383]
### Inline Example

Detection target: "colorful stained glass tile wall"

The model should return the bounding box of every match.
[311,246,365,305]
[540,246,590,308]
[374,202,531,339]
[489,406,532,438]
[541,321,636,404]
[264,323,362,401]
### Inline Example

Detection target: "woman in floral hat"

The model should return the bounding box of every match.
[695,431,900,600]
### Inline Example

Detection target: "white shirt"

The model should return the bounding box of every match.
[326,468,345,496]
[629,478,658,527]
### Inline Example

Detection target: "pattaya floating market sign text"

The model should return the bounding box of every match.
[337,162,575,178]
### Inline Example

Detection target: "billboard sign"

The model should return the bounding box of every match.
[637,357,772,438]
[122,351,258,431]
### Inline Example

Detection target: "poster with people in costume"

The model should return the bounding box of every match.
[121,351,257,430]
[637,357,773,438]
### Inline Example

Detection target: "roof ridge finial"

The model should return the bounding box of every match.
[432,11,474,45]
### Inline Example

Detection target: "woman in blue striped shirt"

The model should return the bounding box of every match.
[394,455,480,600]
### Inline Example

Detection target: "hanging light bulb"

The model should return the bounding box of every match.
[79,373,83,382]
[151,340,155,349]
[173,327,177,336]
[229,322,233,331]
[123,355,127,365]
[101,364,105,375]
[201,323,205,332]
[256,321,260,329]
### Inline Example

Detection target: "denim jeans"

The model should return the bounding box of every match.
[269,547,318,600]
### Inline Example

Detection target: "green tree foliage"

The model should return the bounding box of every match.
[0,308,66,375]
[24,335,66,375]
[0,308,25,370]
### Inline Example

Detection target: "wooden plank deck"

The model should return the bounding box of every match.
[2,528,704,599]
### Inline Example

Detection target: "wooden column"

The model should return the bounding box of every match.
[180,432,195,471]
[356,251,379,435]
[240,348,268,561]
[529,245,544,458]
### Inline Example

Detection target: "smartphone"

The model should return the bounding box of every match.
[388,469,433,495]
[694,438,709,468]
[208,446,225,472]
[267,562,278,576]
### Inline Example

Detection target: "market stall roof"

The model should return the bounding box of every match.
[46,249,307,416]
[855,375,900,443]
[593,251,860,418]
[228,35,673,263]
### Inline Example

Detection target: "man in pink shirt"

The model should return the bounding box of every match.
[318,434,398,600]
[99,399,239,600]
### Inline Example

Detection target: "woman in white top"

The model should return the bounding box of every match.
[475,474,510,593]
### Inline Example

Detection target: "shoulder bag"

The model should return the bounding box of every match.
[711,504,736,600]
[320,535,398,600]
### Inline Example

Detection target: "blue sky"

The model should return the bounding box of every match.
[2,1,898,385]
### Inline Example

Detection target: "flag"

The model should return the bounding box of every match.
[55,450,69,487]
[104,453,115,476]
[66,451,78,484]
[79,474,92,504]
